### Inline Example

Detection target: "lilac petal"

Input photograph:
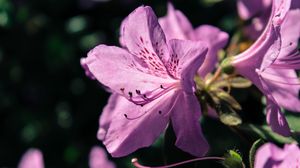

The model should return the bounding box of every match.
[266,102,291,136]
[98,90,179,157]
[85,45,176,103]
[122,6,170,64]
[255,143,300,168]
[170,92,209,157]
[167,39,208,93]
[193,25,229,77]
[273,10,300,68]
[119,16,128,47]
[254,143,280,168]
[89,146,115,168]
[158,3,193,41]
[18,149,44,168]
[261,68,300,112]
[80,58,96,80]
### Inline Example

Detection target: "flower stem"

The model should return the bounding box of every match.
[132,157,225,168]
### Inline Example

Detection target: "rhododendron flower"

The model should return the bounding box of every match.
[18,149,44,168]
[89,146,115,168]
[231,0,300,136]
[158,3,228,77]
[255,143,300,168]
[82,6,209,157]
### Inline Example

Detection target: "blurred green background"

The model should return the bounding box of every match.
[0,0,268,167]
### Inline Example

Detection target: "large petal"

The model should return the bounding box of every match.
[98,90,179,157]
[266,101,291,136]
[273,9,300,69]
[89,146,115,168]
[85,45,176,103]
[167,39,208,93]
[193,25,229,77]
[122,6,170,66]
[170,92,209,157]
[158,3,193,41]
[18,149,44,168]
[261,68,300,112]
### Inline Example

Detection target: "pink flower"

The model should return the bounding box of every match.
[255,143,300,168]
[18,149,44,168]
[89,146,115,168]
[232,0,300,136]
[82,6,209,157]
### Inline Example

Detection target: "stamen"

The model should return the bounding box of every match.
[124,111,148,120]
[132,157,225,168]
[136,90,141,94]
[129,92,133,97]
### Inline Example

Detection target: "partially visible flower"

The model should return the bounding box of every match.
[89,146,115,168]
[237,0,300,39]
[82,6,209,157]
[255,143,300,168]
[231,0,300,136]
[237,0,272,39]
[18,149,44,168]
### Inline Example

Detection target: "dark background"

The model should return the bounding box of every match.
[0,0,265,167]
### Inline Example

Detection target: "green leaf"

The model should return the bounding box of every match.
[223,150,245,168]
[249,139,264,168]
[230,77,252,88]
[239,124,297,144]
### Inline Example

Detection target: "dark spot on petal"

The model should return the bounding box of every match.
[136,90,141,94]
[158,110,162,114]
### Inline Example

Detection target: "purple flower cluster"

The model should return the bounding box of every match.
[80,0,300,167]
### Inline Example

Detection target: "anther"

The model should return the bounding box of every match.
[120,88,125,92]
[160,85,164,89]
[128,92,133,97]
[136,90,141,94]
[124,114,128,118]
[158,110,162,114]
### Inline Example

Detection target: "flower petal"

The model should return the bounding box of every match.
[261,68,300,112]
[85,45,176,103]
[98,90,179,157]
[18,149,44,168]
[89,146,115,168]
[193,25,229,77]
[266,101,291,136]
[170,92,209,157]
[122,6,170,66]
[158,3,193,41]
[167,39,208,93]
